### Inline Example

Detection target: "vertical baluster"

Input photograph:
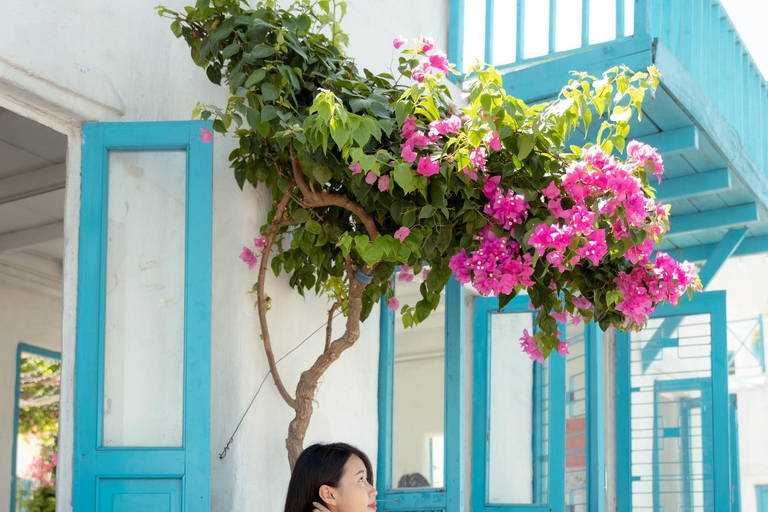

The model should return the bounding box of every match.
[718,13,728,116]
[448,0,465,74]
[762,83,767,173]
[616,0,625,38]
[649,0,660,38]
[742,51,749,142]
[485,0,494,64]
[516,0,525,61]
[582,0,590,47]
[700,0,710,97]
[689,0,701,81]
[734,38,743,137]
[549,0,557,54]
[635,0,650,37]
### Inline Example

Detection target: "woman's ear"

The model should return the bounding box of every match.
[318,485,338,506]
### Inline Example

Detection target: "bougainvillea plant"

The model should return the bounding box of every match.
[158,0,700,467]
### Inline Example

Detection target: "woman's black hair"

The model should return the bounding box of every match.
[283,442,374,512]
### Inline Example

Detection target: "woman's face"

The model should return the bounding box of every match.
[320,455,377,512]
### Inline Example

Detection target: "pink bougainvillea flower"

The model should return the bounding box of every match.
[462,166,478,181]
[199,127,213,143]
[239,247,257,270]
[520,329,544,363]
[627,140,664,183]
[557,341,570,356]
[400,117,417,139]
[378,174,391,192]
[572,296,592,310]
[484,131,503,151]
[393,36,407,49]
[401,142,418,163]
[394,226,410,243]
[543,180,560,200]
[388,297,400,311]
[365,171,378,185]
[253,236,267,249]
[416,156,440,177]
[429,51,450,73]
[415,35,434,52]
[411,61,431,83]
[349,162,363,175]
[398,270,414,282]
[422,268,431,280]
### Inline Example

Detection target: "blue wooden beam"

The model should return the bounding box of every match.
[667,203,758,237]
[642,228,746,371]
[484,0,494,64]
[655,168,731,202]
[666,234,768,262]
[697,228,747,287]
[635,125,699,156]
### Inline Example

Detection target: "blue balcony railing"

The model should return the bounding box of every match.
[449,0,768,175]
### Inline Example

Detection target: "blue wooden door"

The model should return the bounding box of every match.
[757,486,768,512]
[616,291,730,511]
[472,295,566,512]
[74,122,212,511]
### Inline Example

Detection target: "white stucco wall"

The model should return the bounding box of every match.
[0,282,62,510]
[0,1,453,511]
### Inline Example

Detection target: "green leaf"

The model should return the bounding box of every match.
[305,219,322,234]
[261,104,278,123]
[245,69,267,88]
[517,134,535,160]
[293,209,309,224]
[245,44,275,62]
[312,164,332,184]
[393,163,415,193]
[262,82,280,102]
[419,205,435,219]
[222,43,241,59]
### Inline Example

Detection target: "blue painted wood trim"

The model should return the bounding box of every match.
[448,0,465,78]
[444,277,465,510]
[614,329,632,512]
[585,324,605,512]
[548,348,566,512]
[9,344,61,512]
[729,394,742,512]
[471,295,565,511]
[74,121,212,511]
[377,292,395,493]
[710,291,731,512]
[615,0,625,38]
[654,168,730,202]
[548,0,557,55]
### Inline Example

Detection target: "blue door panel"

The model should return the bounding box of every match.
[98,479,182,512]
[74,121,212,511]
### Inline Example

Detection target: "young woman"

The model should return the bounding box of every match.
[283,442,378,512]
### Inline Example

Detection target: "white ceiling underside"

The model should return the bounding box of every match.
[0,107,66,295]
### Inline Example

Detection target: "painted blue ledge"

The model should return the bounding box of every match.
[667,203,758,237]
[635,126,699,156]
[655,168,731,202]
[10,344,61,512]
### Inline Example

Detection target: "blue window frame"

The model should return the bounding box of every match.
[616,291,731,512]
[377,277,465,511]
[73,121,212,512]
[10,343,61,512]
[757,485,768,512]
[472,295,565,512]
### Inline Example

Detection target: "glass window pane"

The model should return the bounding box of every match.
[463,0,487,73]
[391,272,445,489]
[488,310,549,504]
[523,0,550,59]
[565,323,587,511]
[492,1,517,65]
[102,150,186,447]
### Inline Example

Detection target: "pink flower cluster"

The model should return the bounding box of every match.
[239,235,268,270]
[520,328,569,363]
[27,449,57,489]
[627,140,664,183]
[449,227,536,296]
[482,176,529,231]
[614,252,700,327]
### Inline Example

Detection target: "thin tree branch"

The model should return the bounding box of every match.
[325,299,342,353]
[289,148,381,241]
[257,186,297,409]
